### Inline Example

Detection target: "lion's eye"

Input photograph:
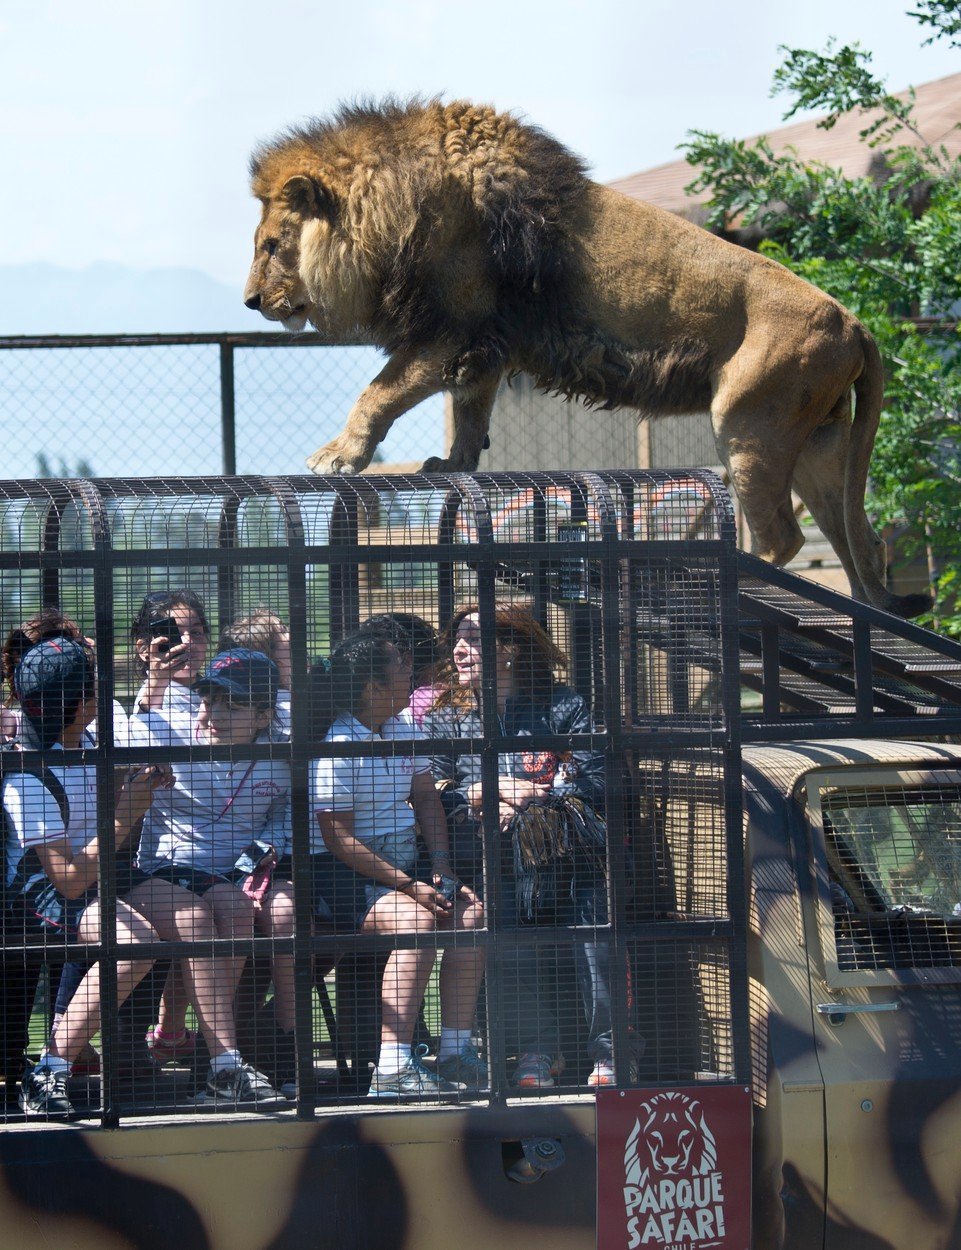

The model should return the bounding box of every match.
[264,239,278,257]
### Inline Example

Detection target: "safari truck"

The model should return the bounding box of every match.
[0,468,960,1250]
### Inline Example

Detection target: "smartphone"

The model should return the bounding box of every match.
[436,874,460,905]
[234,840,274,875]
[149,615,183,653]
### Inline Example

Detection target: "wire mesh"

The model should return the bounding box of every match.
[819,779,961,976]
[0,469,747,1126]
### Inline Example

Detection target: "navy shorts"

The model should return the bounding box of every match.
[144,862,241,897]
[309,853,369,933]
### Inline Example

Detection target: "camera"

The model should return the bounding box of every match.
[436,874,460,904]
[149,615,183,653]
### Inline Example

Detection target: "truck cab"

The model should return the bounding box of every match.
[744,738,961,1250]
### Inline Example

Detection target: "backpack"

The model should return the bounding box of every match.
[0,740,71,932]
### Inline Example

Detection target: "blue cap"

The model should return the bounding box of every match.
[193,648,279,707]
[15,638,94,747]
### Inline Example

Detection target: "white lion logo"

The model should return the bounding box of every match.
[625,1091,718,1186]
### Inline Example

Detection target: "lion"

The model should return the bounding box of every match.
[244,97,930,616]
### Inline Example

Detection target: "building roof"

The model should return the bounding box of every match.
[607,71,961,220]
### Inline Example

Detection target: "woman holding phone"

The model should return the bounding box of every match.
[125,591,291,1109]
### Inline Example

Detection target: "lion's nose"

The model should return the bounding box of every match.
[244,293,261,311]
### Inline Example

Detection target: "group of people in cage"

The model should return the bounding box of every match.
[0,592,620,1119]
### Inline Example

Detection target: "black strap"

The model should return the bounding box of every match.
[0,748,70,828]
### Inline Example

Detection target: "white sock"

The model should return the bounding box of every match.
[209,1049,243,1073]
[376,1043,411,1075]
[438,1027,473,1060]
[35,1051,71,1074]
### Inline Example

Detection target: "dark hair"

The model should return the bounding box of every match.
[308,632,400,740]
[433,604,568,709]
[130,589,210,675]
[357,612,439,683]
[2,609,85,701]
[16,639,97,748]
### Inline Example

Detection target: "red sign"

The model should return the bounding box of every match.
[596,1085,752,1250]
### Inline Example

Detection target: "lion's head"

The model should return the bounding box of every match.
[245,118,416,342]
[625,1091,718,1182]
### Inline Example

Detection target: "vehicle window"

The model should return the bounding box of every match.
[823,789,961,920]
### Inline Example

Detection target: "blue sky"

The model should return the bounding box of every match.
[1,0,958,288]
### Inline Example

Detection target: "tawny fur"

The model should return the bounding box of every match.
[244,96,930,617]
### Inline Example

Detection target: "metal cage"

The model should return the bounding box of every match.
[0,469,749,1126]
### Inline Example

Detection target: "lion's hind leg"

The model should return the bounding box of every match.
[712,413,806,567]
[791,410,880,603]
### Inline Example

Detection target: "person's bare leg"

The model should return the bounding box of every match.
[154,963,189,1035]
[438,895,486,1030]
[363,892,436,1049]
[259,882,296,1033]
[205,883,256,1009]
[47,901,156,1065]
[126,878,239,1058]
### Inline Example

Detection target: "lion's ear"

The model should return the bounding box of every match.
[281,174,331,218]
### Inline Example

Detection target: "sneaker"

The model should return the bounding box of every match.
[204,1062,287,1110]
[368,1047,464,1099]
[512,1052,565,1089]
[436,1041,488,1092]
[146,1025,198,1066]
[587,1056,639,1087]
[20,1065,75,1119]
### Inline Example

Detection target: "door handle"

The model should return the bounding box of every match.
[816,1001,901,1024]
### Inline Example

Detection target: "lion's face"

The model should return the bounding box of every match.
[244,195,312,332]
[245,171,380,341]
[641,1093,715,1177]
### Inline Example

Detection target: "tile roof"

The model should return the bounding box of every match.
[607,71,961,219]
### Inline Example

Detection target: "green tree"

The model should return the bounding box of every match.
[681,0,961,631]
[34,453,96,478]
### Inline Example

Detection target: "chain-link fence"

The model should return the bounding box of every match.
[1,334,448,480]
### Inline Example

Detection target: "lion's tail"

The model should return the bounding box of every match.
[847,327,932,618]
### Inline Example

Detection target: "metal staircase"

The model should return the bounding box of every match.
[736,552,961,742]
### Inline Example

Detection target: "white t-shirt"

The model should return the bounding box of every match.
[310,713,418,855]
[7,699,130,749]
[2,746,97,888]
[381,706,430,770]
[129,683,290,876]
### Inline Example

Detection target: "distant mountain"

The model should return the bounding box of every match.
[0,262,271,335]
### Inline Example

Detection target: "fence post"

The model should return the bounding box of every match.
[220,342,237,475]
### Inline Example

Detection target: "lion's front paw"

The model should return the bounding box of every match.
[420,449,484,474]
[306,439,370,476]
